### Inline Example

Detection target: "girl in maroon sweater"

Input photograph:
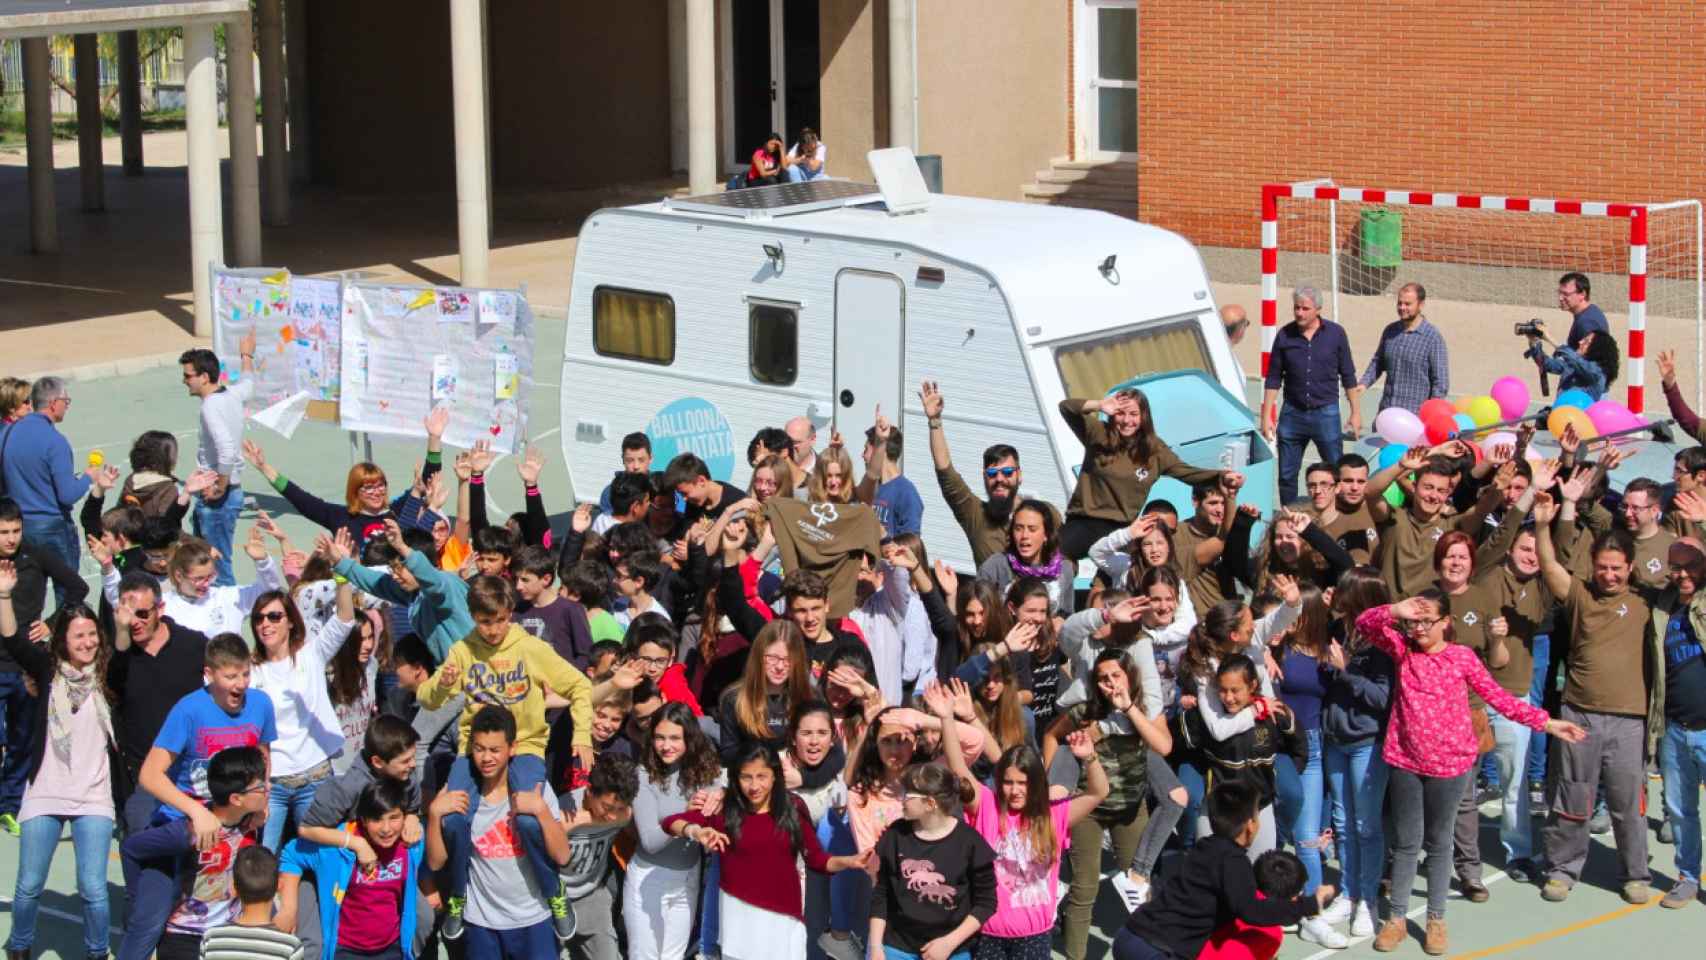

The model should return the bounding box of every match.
[664,742,870,959]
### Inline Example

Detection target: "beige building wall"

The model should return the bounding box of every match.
[819,0,889,185]
[916,0,1065,200]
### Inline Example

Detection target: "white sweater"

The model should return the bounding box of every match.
[160,556,287,638]
[251,614,358,776]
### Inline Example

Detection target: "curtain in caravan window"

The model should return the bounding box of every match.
[1054,320,1211,399]
[593,287,676,364]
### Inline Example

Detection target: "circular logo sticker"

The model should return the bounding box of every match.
[647,397,737,483]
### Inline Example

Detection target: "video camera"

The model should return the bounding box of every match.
[1514,319,1544,337]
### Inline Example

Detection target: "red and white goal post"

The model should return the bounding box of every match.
[1259,180,1704,417]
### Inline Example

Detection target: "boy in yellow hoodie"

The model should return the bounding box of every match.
[419,575,593,943]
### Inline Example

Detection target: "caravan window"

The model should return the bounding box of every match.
[1054,319,1211,400]
[748,302,798,385]
[593,287,675,365]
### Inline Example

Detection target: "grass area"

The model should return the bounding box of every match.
[0,107,214,148]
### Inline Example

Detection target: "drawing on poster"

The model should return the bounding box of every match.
[339,282,534,453]
[213,268,342,418]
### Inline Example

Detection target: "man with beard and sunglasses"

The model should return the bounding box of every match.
[920,380,1056,567]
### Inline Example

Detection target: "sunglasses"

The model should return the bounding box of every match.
[256,610,289,623]
[984,467,1017,479]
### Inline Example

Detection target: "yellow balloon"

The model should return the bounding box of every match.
[1454,395,1475,414]
[1465,395,1501,428]
[1547,406,1598,440]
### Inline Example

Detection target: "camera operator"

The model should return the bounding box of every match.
[1522,319,1619,401]
[1558,271,1609,351]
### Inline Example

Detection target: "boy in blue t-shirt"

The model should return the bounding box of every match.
[137,633,277,840]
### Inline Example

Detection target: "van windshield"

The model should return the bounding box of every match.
[1053,318,1212,399]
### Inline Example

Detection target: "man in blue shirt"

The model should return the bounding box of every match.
[1260,285,1363,503]
[1559,271,1610,351]
[862,422,922,537]
[0,377,96,581]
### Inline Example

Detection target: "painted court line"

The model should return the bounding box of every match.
[1447,897,1660,959]
[1298,871,1508,960]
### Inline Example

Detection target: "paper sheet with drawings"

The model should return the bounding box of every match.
[212,267,342,418]
[338,280,534,453]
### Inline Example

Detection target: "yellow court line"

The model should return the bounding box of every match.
[1448,898,1662,959]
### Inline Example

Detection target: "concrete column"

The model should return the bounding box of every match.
[286,0,312,183]
[668,0,687,173]
[449,0,490,287]
[22,38,57,254]
[227,15,262,267]
[74,34,105,211]
[184,22,225,336]
[686,0,715,195]
[888,0,916,150]
[118,31,144,175]
[259,0,290,224]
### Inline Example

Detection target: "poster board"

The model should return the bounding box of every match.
[211,266,342,423]
[338,281,533,454]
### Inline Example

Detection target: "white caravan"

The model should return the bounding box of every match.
[560,150,1266,573]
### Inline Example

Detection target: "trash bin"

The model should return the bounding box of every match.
[915,154,944,193]
[1359,209,1402,268]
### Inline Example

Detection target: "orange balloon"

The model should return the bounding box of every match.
[1547,405,1598,441]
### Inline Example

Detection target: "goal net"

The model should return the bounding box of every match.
[1259,180,1703,416]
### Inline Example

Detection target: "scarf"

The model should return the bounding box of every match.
[1007,551,1064,581]
[48,661,114,768]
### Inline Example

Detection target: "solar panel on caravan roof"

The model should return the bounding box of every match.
[663,179,883,219]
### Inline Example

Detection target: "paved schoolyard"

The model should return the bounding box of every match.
[1,328,1703,957]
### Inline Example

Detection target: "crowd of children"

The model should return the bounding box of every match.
[0,353,1701,960]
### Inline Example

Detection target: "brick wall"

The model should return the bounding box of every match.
[1137,1,1706,254]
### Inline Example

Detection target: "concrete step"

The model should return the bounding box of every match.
[1047,156,1139,174]
[1022,180,1136,202]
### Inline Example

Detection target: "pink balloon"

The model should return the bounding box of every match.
[1490,377,1530,420]
[1586,399,1639,436]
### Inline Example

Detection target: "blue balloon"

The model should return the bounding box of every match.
[1452,413,1475,433]
[1556,389,1593,411]
[1377,443,1407,471]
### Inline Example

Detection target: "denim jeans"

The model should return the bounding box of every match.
[465,918,556,960]
[1488,712,1533,861]
[439,753,558,899]
[819,806,867,934]
[1274,728,1328,892]
[1388,768,1471,920]
[6,813,115,955]
[192,485,245,587]
[1527,633,1551,785]
[785,164,826,183]
[1176,760,1206,847]
[698,853,722,954]
[1324,736,1389,905]
[0,671,36,815]
[1660,722,1706,884]
[21,516,78,603]
[263,770,328,852]
[1276,404,1344,503]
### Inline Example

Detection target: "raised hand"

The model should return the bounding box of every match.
[1399,445,1429,472]
[517,443,545,485]
[1558,422,1581,456]
[425,469,450,511]
[921,681,954,720]
[453,451,475,482]
[1531,491,1558,525]
[932,560,959,602]
[1557,464,1595,503]
[609,659,645,691]
[184,468,221,498]
[383,518,407,551]
[424,405,451,440]
[86,533,115,569]
[872,404,892,442]
[948,677,976,721]
[919,380,944,419]
[1658,348,1679,386]
[467,439,495,475]
[0,559,16,595]
[1104,596,1149,624]
[255,509,287,543]
[886,544,919,572]
[1674,490,1706,524]
[244,524,269,561]
[1066,728,1097,759]
[1003,620,1039,654]
[571,503,595,534]
[1271,572,1301,607]
[436,662,462,691]
[1528,457,1561,494]
[241,439,268,470]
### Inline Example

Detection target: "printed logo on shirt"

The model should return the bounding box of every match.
[166,829,254,935]
[355,857,406,885]
[1134,468,1150,482]
[1616,603,1629,619]
[1648,557,1664,575]
[1461,611,1479,626]
[473,813,522,860]
[811,502,839,528]
[901,857,959,908]
[463,657,532,707]
[993,826,1054,910]
[793,503,841,545]
[186,724,264,800]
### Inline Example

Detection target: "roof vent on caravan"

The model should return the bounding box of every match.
[866,147,934,216]
[662,179,882,220]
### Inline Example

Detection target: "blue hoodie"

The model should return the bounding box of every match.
[279,831,424,960]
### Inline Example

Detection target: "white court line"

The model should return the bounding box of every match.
[1298,870,1507,960]
[479,426,562,516]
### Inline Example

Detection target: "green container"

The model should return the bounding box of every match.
[1359,209,1403,268]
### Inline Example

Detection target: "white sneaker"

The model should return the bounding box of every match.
[1110,872,1150,913]
[1350,901,1376,938]
[1318,896,1354,925]
[1299,916,1350,949]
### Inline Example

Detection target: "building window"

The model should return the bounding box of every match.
[1054,319,1211,400]
[593,287,675,365]
[749,302,798,385]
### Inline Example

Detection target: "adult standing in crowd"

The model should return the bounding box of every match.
[0,377,96,578]
[1559,271,1609,352]
[179,332,256,586]
[920,380,1043,568]
[1221,303,1251,385]
[785,416,819,492]
[1360,282,1449,415]
[1260,285,1363,504]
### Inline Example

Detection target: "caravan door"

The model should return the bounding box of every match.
[833,270,906,439]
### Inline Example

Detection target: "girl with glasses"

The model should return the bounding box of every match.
[868,762,997,960]
[716,619,812,764]
[160,529,288,638]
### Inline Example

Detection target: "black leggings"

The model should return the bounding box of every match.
[1060,515,1125,563]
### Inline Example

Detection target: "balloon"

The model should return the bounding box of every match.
[1376,443,1408,472]
[1384,484,1406,509]
[1465,395,1502,428]
[1490,377,1531,419]
[1586,399,1641,436]
[1375,407,1426,447]
[1555,389,1593,411]
[1419,398,1458,425]
[1547,405,1597,441]
[1452,413,1476,433]
[1454,395,1476,414]
[1480,431,1518,457]
[1424,414,1455,445]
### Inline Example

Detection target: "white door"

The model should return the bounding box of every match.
[1077,0,1138,161]
[833,270,906,440]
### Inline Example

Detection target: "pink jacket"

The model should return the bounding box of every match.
[1357,605,1550,778]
